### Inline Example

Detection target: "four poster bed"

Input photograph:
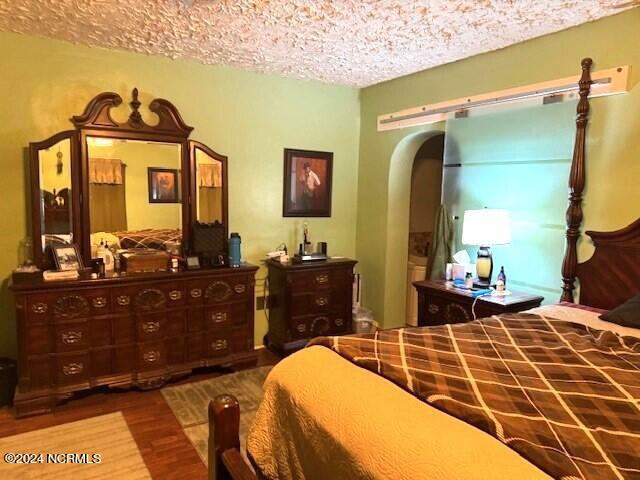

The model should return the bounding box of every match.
[208,59,640,480]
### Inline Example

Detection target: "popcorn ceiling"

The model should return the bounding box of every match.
[0,0,633,87]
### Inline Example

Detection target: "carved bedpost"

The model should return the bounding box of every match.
[209,394,240,480]
[561,58,593,302]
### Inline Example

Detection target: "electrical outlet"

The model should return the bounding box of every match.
[256,296,266,310]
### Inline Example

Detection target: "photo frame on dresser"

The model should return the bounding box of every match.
[52,243,83,271]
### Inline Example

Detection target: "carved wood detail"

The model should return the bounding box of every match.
[135,288,166,310]
[53,295,90,319]
[561,58,593,303]
[206,281,233,302]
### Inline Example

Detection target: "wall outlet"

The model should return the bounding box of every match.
[256,296,266,310]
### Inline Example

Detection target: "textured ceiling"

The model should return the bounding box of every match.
[0,0,634,87]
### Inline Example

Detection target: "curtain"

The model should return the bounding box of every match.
[198,187,222,223]
[198,163,222,187]
[89,160,127,232]
[426,205,454,280]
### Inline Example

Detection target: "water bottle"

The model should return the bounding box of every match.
[228,233,241,267]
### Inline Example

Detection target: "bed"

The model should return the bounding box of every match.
[207,58,640,480]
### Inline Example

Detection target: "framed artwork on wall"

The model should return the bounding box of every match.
[148,168,180,203]
[283,148,333,217]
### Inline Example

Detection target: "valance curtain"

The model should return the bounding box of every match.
[89,158,127,232]
[89,158,124,185]
[198,163,222,187]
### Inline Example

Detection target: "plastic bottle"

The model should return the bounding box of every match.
[102,242,115,272]
[228,233,241,268]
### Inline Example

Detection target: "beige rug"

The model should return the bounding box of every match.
[162,366,272,464]
[0,412,150,479]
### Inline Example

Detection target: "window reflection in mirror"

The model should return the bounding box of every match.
[195,148,223,224]
[86,137,182,255]
[39,138,73,253]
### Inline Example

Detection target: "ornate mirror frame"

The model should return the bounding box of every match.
[29,88,228,268]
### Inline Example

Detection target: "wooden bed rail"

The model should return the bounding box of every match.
[208,395,258,480]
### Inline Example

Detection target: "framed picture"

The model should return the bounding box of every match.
[52,244,84,271]
[283,148,333,217]
[148,168,180,203]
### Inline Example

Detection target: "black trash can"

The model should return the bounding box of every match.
[0,358,17,407]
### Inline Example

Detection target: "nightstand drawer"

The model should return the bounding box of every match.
[423,294,472,326]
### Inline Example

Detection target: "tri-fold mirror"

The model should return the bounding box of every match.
[29,88,228,268]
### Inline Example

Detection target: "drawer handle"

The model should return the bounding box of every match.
[315,274,329,284]
[169,290,182,301]
[32,302,48,314]
[428,304,440,314]
[190,288,202,299]
[92,296,107,308]
[315,296,329,306]
[142,320,160,333]
[296,323,306,333]
[63,362,83,376]
[212,339,228,351]
[117,295,131,306]
[234,284,246,294]
[210,312,227,323]
[335,318,344,327]
[61,331,83,344]
[143,350,160,363]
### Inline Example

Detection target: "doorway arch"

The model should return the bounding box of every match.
[382,128,445,328]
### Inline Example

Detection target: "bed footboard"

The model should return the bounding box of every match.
[208,395,258,480]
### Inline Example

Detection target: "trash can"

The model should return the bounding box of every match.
[352,306,375,334]
[0,358,17,407]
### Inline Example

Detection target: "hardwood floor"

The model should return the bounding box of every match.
[0,348,279,479]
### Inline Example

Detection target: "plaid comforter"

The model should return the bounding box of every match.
[309,313,640,479]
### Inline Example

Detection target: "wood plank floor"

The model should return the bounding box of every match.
[0,348,279,479]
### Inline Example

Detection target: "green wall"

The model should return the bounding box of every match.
[356,9,640,329]
[0,32,360,358]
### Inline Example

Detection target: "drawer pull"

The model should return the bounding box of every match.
[315,274,329,284]
[190,288,202,299]
[212,339,228,351]
[315,296,329,306]
[169,290,182,301]
[428,304,440,314]
[142,321,160,333]
[117,295,131,306]
[143,350,160,363]
[296,323,306,333]
[335,318,344,327]
[61,331,83,344]
[92,296,107,308]
[234,284,246,294]
[210,312,227,323]
[32,302,48,314]
[63,362,84,376]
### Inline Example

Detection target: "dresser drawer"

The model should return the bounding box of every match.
[290,289,350,316]
[137,342,167,371]
[24,325,51,355]
[133,287,168,312]
[203,278,250,304]
[206,330,231,358]
[55,352,90,387]
[136,314,165,341]
[290,312,350,339]
[55,322,89,352]
[205,302,248,330]
[287,269,336,293]
[231,325,253,354]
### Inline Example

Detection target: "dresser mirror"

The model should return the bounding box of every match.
[28,88,228,268]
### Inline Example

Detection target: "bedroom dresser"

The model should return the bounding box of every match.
[265,258,357,356]
[10,266,258,417]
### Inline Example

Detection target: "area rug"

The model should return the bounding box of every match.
[0,412,150,479]
[161,366,272,464]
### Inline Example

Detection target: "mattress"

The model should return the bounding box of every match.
[247,305,639,480]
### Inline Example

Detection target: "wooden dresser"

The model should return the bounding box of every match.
[413,279,544,327]
[9,266,258,417]
[265,258,357,356]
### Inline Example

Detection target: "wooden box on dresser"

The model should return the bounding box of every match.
[10,265,258,417]
[265,258,357,356]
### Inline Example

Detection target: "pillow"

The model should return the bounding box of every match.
[599,294,640,328]
[558,301,607,315]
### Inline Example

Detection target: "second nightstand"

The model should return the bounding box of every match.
[413,279,543,327]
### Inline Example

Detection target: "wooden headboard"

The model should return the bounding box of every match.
[560,58,639,310]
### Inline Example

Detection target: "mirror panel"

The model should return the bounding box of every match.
[87,137,182,252]
[38,138,73,253]
[195,147,224,224]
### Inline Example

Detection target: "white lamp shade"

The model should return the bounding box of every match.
[461,209,511,246]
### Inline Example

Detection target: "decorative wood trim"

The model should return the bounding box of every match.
[561,58,593,303]
[53,295,90,319]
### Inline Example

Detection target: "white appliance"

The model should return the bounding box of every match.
[406,255,427,326]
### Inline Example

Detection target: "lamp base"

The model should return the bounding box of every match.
[473,279,492,289]
[475,246,493,287]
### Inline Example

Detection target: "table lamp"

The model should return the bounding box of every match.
[461,208,511,287]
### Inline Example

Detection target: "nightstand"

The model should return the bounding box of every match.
[412,279,544,326]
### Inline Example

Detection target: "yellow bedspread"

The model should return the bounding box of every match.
[247,345,550,480]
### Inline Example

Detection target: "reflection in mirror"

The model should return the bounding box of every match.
[39,138,73,253]
[87,137,182,255]
[196,148,223,223]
